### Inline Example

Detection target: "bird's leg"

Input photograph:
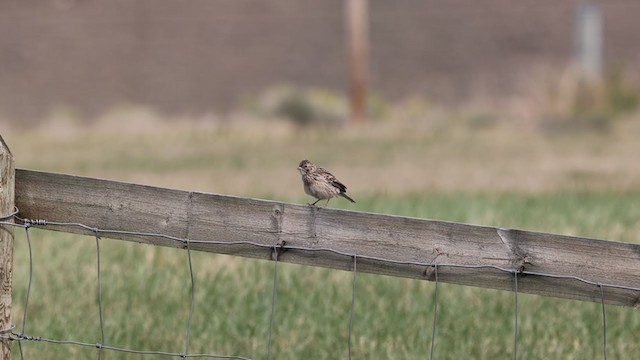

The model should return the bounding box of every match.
[309,198,321,206]
[323,198,331,208]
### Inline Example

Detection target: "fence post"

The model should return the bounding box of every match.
[346,0,369,125]
[0,135,15,359]
[575,1,603,80]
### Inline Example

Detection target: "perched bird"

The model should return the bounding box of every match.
[298,159,356,207]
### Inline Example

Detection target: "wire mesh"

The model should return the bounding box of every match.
[0,207,628,358]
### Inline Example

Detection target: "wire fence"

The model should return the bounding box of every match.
[0,206,637,359]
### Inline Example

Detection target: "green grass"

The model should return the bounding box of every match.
[4,87,640,359]
[10,192,640,359]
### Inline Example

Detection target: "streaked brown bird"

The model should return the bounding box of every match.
[297,159,356,207]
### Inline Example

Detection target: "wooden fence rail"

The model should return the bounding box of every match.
[11,168,640,307]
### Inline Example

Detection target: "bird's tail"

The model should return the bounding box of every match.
[340,192,356,203]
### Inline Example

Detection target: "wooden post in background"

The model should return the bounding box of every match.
[0,135,14,359]
[346,0,369,125]
[575,1,603,80]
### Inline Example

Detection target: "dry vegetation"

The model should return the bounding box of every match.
[2,104,640,200]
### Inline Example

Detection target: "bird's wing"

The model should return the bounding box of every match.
[318,168,347,192]
[332,179,348,192]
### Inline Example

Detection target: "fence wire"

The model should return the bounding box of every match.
[0,207,635,358]
[184,239,196,358]
[348,255,357,360]
[95,234,105,360]
[513,272,519,360]
[599,284,608,360]
[267,243,280,360]
[429,264,438,360]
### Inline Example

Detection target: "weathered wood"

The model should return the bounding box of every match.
[14,168,640,307]
[0,137,14,359]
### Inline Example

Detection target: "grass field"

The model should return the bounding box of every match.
[3,112,640,359]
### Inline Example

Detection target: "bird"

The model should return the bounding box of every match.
[297,159,356,207]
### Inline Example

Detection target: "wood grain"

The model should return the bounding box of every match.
[0,137,14,359]
[14,168,640,307]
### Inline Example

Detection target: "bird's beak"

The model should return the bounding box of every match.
[297,166,302,170]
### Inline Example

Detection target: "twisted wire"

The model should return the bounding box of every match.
[267,246,280,360]
[184,239,196,358]
[429,264,438,360]
[348,255,357,360]
[95,233,105,360]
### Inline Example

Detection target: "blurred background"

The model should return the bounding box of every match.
[2,1,640,358]
[1,0,639,120]
[1,0,640,198]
